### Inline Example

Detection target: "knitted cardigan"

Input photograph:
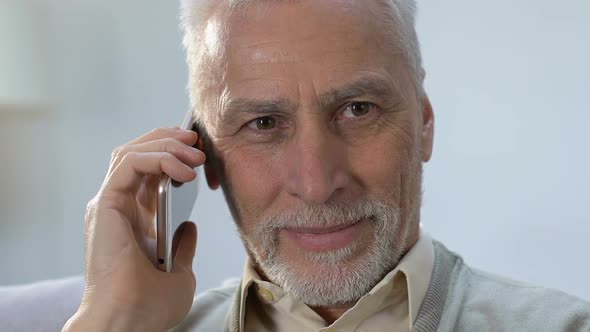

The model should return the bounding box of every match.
[2,241,589,331]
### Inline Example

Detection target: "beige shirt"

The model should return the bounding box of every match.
[237,231,434,332]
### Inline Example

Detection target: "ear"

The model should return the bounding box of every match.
[204,163,221,190]
[420,94,435,162]
[196,135,221,190]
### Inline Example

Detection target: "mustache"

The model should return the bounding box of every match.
[256,196,395,232]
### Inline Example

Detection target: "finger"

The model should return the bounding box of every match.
[136,174,160,218]
[134,174,159,242]
[106,152,197,193]
[112,138,205,172]
[127,127,198,146]
[173,222,197,271]
[167,223,197,326]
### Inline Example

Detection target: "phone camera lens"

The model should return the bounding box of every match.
[158,258,165,265]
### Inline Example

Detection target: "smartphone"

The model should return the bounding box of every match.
[156,110,200,272]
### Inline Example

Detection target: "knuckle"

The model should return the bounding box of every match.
[119,151,139,166]
[85,198,96,215]
[161,138,180,153]
[151,127,170,137]
[110,146,128,165]
[110,147,119,159]
[162,151,176,163]
[85,197,99,221]
[110,146,121,161]
[148,128,161,136]
[159,152,178,168]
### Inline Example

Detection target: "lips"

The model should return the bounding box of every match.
[286,220,360,234]
[282,218,369,252]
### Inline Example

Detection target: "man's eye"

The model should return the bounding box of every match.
[247,116,276,130]
[341,102,374,118]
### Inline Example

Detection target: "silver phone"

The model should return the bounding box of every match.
[156,111,200,272]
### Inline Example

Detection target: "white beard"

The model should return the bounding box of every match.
[239,195,410,306]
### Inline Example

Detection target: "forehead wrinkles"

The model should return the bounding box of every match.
[226,2,397,62]
[194,0,407,128]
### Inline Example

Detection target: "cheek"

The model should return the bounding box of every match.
[351,126,417,202]
[221,147,283,227]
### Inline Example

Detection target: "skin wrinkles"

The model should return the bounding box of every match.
[195,0,434,324]
[217,75,405,136]
[234,39,384,66]
[213,66,410,128]
[212,56,412,139]
[200,19,405,134]
[193,0,409,127]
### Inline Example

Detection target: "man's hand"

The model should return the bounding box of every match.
[63,127,206,332]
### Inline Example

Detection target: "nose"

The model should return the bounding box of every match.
[285,120,350,204]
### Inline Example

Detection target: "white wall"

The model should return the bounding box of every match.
[0,0,588,301]
[418,0,590,300]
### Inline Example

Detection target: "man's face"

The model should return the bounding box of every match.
[198,0,433,306]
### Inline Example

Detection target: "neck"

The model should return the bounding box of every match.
[311,305,353,324]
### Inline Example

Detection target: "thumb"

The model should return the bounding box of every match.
[173,221,197,270]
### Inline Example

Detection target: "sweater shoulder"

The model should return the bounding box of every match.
[172,278,240,331]
[439,250,590,331]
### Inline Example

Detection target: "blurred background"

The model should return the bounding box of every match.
[0,0,588,301]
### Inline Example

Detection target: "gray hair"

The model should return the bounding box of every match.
[179,0,425,126]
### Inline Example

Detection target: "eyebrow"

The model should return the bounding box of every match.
[219,76,397,124]
[220,97,297,127]
[223,98,296,117]
[317,77,397,108]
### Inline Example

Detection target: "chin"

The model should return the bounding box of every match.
[238,193,412,306]
[258,226,405,307]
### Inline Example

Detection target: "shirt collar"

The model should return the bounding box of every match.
[389,229,435,324]
[235,229,434,331]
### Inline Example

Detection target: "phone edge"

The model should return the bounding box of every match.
[156,175,172,272]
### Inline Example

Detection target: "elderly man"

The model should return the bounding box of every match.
[3,0,588,331]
